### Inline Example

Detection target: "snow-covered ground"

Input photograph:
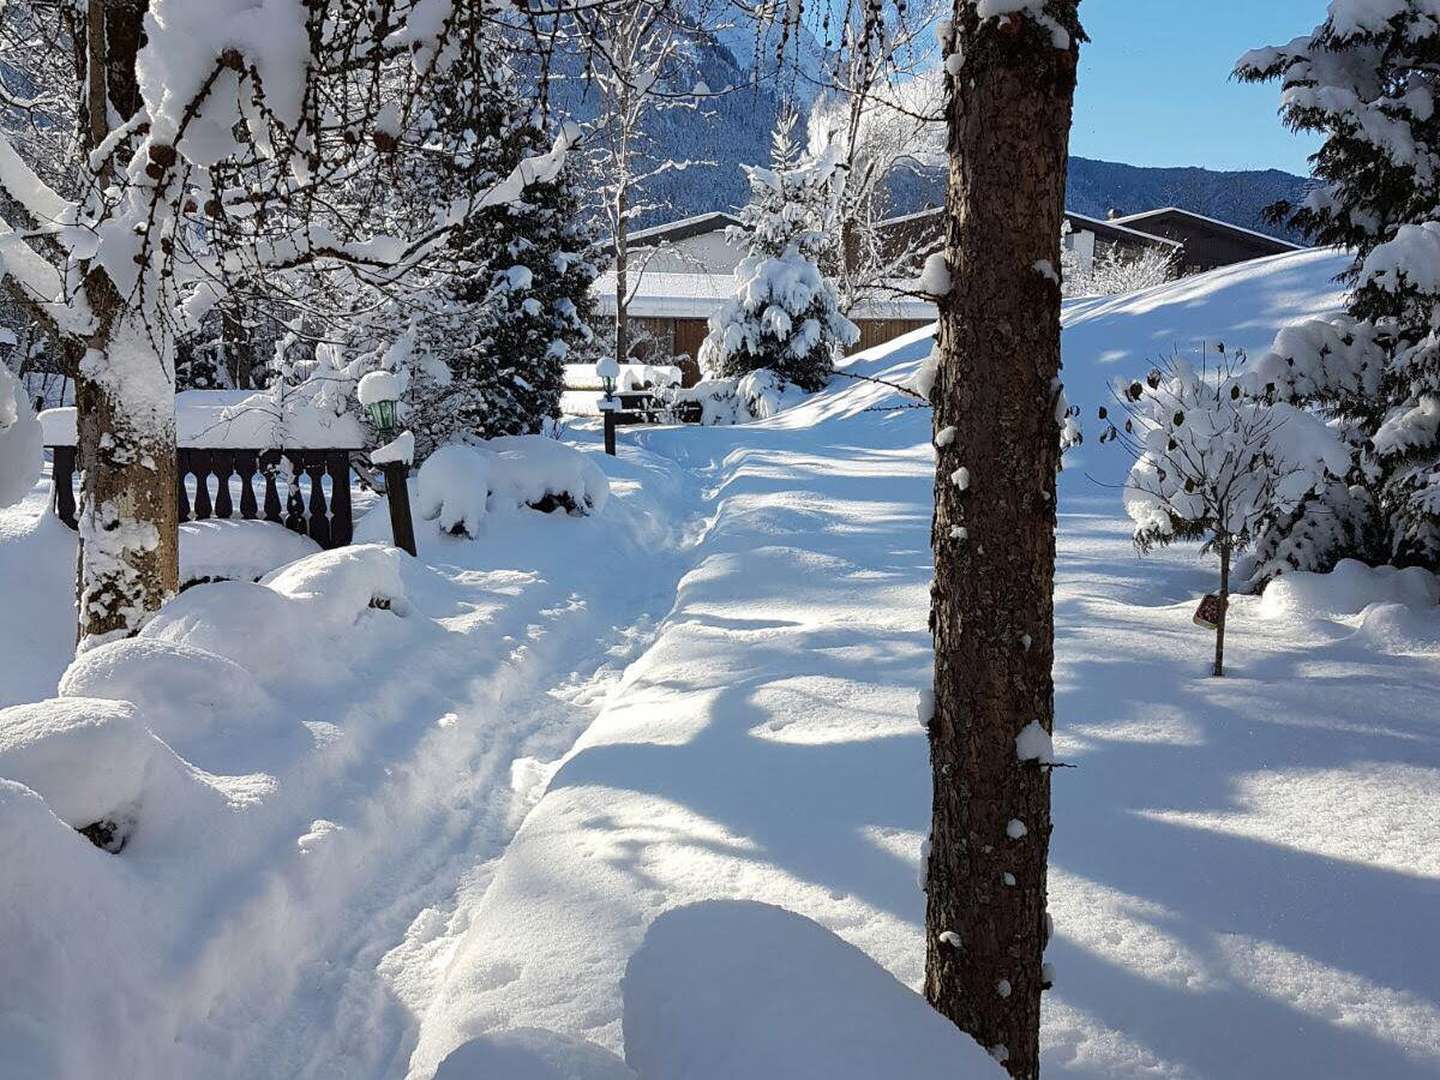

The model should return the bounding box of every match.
[4,247,1439,1078]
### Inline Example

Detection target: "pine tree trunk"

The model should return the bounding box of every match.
[1214,537,1231,677]
[925,7,1082,1078]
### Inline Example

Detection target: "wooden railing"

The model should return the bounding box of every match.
[49,446,360,550]
[600,391,703,455]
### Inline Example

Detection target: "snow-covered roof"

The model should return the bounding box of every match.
[1107,207,1304,249]
[624,212,743,248]
[591,270,937,322]
[875,205,1184,251]
[40,390,365,450]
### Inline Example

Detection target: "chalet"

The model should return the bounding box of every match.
[1103,207,1303,272]
[617,212,745,274]
[592,268,935,385]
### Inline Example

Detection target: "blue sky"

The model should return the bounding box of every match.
[1070,1,1324,175]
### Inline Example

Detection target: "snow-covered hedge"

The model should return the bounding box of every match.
[416,436,609,539]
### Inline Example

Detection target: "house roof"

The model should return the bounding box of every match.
[591,269,937,321]
[873,205,1182,252]
[625,211,743,249]
[1106,207,1303,250]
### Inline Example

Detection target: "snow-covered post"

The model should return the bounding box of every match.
[357,371,416,557]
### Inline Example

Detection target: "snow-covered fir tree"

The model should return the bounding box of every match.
[1237,2,1440,577]
[379,62,598,458]
[703,114,858,391]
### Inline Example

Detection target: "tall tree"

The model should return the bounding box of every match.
[1236,3,1440,579]
[923,3,1083,1077]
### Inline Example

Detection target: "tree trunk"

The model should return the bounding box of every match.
[1214,536,1231,677]
[615,186,630,364]
[75,292,179,647]
[74,0,176,648]
[925,7,1082,1078]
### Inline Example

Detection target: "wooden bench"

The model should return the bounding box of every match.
[600,391,703,455]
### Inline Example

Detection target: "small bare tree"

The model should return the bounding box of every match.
[1099,346,1346,675]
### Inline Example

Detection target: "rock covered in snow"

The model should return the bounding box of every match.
[434,1029,635,1080]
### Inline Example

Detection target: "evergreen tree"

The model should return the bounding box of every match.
[703,113,858,391]
[1237,2,1440,577]
[401,60,598,458]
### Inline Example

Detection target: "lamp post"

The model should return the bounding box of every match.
[357,372,417,557]
[597,355,620,456]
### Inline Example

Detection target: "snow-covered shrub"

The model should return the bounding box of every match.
[1238,6,1440,572]
[418,446,494,538]
[1102,347,1347,674]
[704,119,858,392]
[0,364,41,507]
[415,436,610,538]
[141,546,412,681]
[0,697,235,852]
[668,370,806,425]
[1061,221,1178,298]
[58,637,278,747]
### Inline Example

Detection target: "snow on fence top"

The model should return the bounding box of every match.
[563,363,681,391]
[40,390,364,450]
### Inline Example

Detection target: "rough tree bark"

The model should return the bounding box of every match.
[74,0,177,647]
[924,5,1083,1078]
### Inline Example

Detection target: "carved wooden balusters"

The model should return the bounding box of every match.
[47,445,359,550]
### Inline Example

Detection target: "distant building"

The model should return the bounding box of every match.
[1103,207,1303,272]
[592,267,934,385]
[614,212,745,275]
[591,203,1301,377]
[873,207,1183,277]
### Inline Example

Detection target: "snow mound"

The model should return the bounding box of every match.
[621,901,1003,1080]
[142,545,411,681]
[0,698,158,829]
[672,369,806,425]
[0,777,161,1078]
[1259,559,1440,621]
[1354,602,1440,654]
[434,1030,635,1080]
[418,445,493,538]
[59,637,278,745]
[0,696,237,851]
[416,437,609,539]
[180,518,322,583]
[0,364,42,507]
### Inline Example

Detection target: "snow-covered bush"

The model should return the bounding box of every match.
[1102,347,1347,674]
[667,370,806,425]
[0,364,41,507]
[1237,5,1440,573]
[704,118,858,392]
[415,437,609,539]
[1061,221,1178,298]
